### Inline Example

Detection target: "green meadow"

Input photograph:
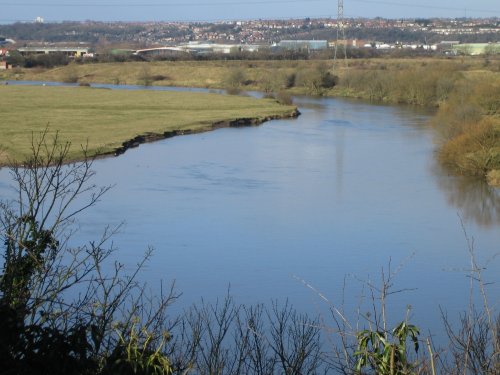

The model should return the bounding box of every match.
[0,85,297,165]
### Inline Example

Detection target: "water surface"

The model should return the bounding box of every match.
[1,85,498,343]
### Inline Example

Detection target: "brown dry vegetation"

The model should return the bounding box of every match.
[431,75,500,184]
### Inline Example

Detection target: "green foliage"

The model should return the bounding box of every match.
[1,215,58,310]
[103,321,172,375]
[355,321,420,374]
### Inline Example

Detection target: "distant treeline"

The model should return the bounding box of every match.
[6,47,436,69]
[0,22,148,43]
[1,21,498,46]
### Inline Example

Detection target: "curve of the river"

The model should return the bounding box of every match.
[1,81,499,344]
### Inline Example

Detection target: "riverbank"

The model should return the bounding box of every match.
[0,85,298,166]
[2,58,499,185]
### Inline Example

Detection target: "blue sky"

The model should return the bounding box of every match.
[1,0,499,23]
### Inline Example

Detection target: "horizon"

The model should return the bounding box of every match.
[1,15,500,25]
[0,0,499,24]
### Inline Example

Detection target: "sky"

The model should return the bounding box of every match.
[0,0,499,23]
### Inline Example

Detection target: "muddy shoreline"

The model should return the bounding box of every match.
[110,109,300,157]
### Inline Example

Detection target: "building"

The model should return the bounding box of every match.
[328,39,360,48]
[134,42,263,57]
[452,43,500,55]
[0,38,15,46]
[134,46,189,57]
[275,40,328,51]
[17,46,89,57]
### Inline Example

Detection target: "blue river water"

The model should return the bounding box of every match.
[1,81,499,346]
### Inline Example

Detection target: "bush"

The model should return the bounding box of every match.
[224,67,246,90]
[438,118,499,176]
[284,72,296,88]
[276,90,293,105]
[138,65,153,86]
[295,64,338,95]
[23,52,70,68]
[63,64,80,83]
[471,79,500,115]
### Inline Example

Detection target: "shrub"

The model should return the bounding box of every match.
[295,64,338,95]
[471,79,500,115]
[63,65,80,83]
[138,65,153,86]
[284,72,296,88]
[487,169,500,186]
[355,321,420,374]
[438,119,498,176]
[23,52,70,69]
[224,67,246,90]
[275,90,293,105]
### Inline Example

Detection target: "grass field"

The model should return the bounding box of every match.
[0,85,297,165]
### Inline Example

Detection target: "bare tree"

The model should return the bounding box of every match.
[0,129,177,374]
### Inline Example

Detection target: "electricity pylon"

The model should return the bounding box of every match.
[333,0,348,74]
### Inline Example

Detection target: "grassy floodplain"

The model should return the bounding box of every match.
[0,85,297,165]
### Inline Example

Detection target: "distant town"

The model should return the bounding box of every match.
[0,16,499,64]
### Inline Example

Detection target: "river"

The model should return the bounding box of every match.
[1,82,499,345]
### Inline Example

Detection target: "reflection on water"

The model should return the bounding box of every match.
[434,164,500,227]
[335,127,345,198]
